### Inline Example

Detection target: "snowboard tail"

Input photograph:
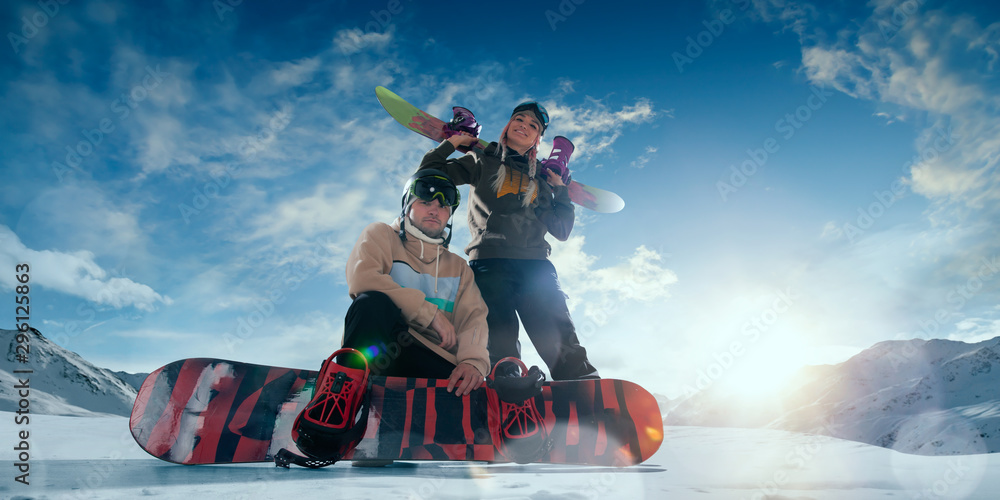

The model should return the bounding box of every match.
[130,358,662,466]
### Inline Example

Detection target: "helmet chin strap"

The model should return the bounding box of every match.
[442,221,453,248]
[398,202,453,248]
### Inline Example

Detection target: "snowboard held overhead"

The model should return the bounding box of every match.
[375,86,626,214]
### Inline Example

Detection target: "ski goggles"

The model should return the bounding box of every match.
[511,101,549,129]
[409,175,460,208]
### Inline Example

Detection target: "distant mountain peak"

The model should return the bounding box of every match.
[1,328,139,417]
[668,335,1000,455]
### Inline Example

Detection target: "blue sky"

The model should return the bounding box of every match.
[2,0,998,400]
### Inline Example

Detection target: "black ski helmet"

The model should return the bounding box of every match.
[510,100,549,135]
[399,169,460,247]
[400,169,460,212]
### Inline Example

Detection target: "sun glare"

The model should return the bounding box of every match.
[712,345,807,400]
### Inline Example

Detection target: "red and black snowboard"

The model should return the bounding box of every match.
[129,358,663,467]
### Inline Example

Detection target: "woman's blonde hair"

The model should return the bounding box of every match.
[491,114,540,207]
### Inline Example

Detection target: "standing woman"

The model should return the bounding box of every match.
[418,101,599,380]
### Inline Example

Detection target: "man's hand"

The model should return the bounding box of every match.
[447,362,484,397]
[430,309,456,350]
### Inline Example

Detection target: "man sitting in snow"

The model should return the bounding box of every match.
[341,168,490,396]
[285,169,490,468]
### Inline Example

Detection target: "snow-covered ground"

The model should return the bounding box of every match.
[3,413,999,499]
[4,330,1000,498]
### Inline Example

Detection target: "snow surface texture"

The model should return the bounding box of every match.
[2,414,999,499]
[3,328,1000,497]
[668,336,1000,456]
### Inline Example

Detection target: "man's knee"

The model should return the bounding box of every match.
[344,290,404,348]
[349,290,396,315]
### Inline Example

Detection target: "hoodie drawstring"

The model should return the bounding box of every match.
[434,246,441,294]
[401,219,444,294]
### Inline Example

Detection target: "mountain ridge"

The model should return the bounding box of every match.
[668,336,1000,455]
[1,328,140,417]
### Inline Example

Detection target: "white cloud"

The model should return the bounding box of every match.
[801,46,873,98]
[908,152,988,200]
[134,114,191,179]
[221,312,347,369]
[820,220,842,239]
[237,173,395,284]
[0,225,171,311]
[796,8,1000,209]
[800,217,1000,349]
[947,318,1000,344]
[249,183,368,240]
[744,0,822,41]
[14,185,147,261]
[270,57,322,88]
[333,27,394,56]
[541,96,660,162]
[631,146,659,169]
[760,4,1000,338]
[550,235,678,321]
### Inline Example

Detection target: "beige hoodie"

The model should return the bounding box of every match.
[345,218,490,376]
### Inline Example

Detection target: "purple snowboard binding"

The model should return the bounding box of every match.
[445,106,482,152]
[541,136,574,185]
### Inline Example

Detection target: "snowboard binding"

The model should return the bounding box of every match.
[444,106,482,152]
[486,357,553,464]
[276,348,371,468]
[540,136,574,185]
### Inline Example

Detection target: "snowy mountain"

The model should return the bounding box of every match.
[668,336,1000,455]
[0,328,139,417]
[114,370,150,391]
